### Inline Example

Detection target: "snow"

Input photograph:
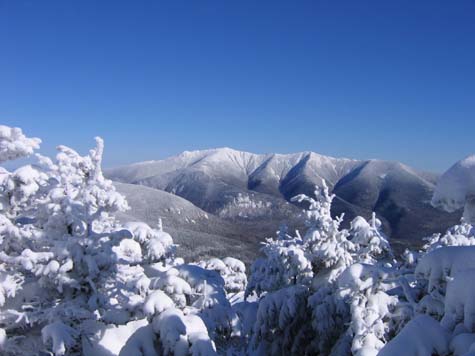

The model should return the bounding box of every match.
[223,257,245,272]
[0,328,6,350]
[143,290,175,317]
[349,214,392,264]
[0,125,41,163]
[415,246,475,292]
[218,193,273,219]
[198,257,247,293]
[122,221,174,262]
[123,221,156,243]
[152,273,192,295]
[11,165,45,201]
[442,269,475,331]
[112,238,143,264]
[335,263,399,356]
[378,315,449,356]
[432,154,475,222]
[0,269,23,306]
[152,308,217,356]
[291,180,356,282]
[424,221,475,252]
[118,324,157,356]
[82,319,148,356]
[450,333,475,356]
[41,321,79,356]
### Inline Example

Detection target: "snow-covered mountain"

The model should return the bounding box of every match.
[106,148,357,222]
[106,148,460,252]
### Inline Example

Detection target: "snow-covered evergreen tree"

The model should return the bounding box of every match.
[349,213,393,264]
[0,128,151,354]
[0,125,246,355]
[244,180,401,355]
[423,221,475,252]
[245,224,312,298]
[197,257,247,295]
[291,181,356,283]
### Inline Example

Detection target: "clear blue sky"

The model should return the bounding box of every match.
[1,0,474,172]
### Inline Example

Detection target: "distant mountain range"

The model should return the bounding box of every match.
[105,148,460,262]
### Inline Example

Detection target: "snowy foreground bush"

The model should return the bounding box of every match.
[1,125,475,356]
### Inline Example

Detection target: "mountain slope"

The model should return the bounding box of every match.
[331,160,460,248]
[113,182,261,264]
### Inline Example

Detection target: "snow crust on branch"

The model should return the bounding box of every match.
[0,126,41,163]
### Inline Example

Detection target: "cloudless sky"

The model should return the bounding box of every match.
[1,0,474,172]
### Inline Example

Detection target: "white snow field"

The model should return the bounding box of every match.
[1,124,475,355]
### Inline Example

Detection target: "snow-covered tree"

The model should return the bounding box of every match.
[0,128,153,354]
[335,263,403,356]
[245,226,312,297]
[349,213,393,264]
[378,314,449,356]
[0,127,43,354]
[197,257,247,294]
[423,221,475,252]
[291,181,356,283]
[244,180,400,355]
[379,246,475,356]
[0,125,239,355]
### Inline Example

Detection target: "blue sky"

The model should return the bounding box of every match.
[1,0,474,172]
